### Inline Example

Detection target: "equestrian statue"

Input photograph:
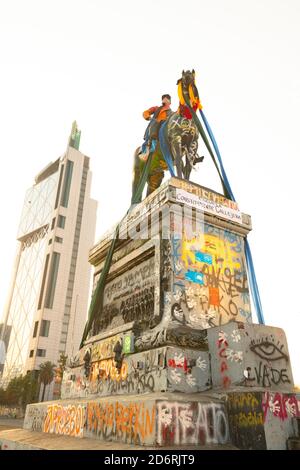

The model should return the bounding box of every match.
[132,70,204,202]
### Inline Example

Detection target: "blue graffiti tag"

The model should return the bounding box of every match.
[239,307,252,322]
[185,270,204,284]
[195,251,213,265]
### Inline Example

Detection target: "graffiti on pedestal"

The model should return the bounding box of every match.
[86,348,164,396]
[245,335,291,388]
[43,404,86,437]
[216,329,244,389]
[262,392,300,421]
[161,239,172,286]
[209,324,293,391]
[166,349,211,391]
[227,390,300,449]
[91,334,122,362]
[157,401,229,446]
[169,221,251,330]
[86,401,156,444]
[227,393,266,449]
[24,406,47,432]
[62,345,211,399]
[90,358,128,383]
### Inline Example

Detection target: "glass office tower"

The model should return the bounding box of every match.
[0,123,97,399]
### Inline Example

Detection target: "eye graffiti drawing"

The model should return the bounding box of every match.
[250,339,288,362]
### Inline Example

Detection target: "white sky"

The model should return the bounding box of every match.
[0,0,299,385]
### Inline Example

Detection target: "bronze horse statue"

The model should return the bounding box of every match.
[132,70,203,201]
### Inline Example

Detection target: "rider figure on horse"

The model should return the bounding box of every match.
[139,94,173,159]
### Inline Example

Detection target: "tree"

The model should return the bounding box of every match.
[0,374,39,407]
[56,353,68,379]
[39,361,56,402]
[5,376,24,405]
[22,372,39,405]
[0,387,6,403]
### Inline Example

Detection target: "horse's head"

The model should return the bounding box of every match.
[177,69,196,87]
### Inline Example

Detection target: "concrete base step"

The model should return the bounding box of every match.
[0,428,238,451]
[23,392,230,448]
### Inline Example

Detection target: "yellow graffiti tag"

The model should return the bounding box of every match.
[91,335,121,362]
[231,412,264,427]
[182,233,241,273]
[228,393,260,409]
[90,359,128,382]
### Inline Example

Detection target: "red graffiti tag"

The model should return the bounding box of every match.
[217,332,231,389]
[262,392,300,422]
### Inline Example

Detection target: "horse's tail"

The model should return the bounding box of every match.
[132,146,141,176]
[133,146,141,163]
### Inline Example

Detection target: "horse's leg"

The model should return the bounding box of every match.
[185,135,199,180]
[170,135,183,179]
[184,157,192,180]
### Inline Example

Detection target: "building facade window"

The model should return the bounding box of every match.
[40,320,50,337]
[38,254,50,310]
[51,218,56,230]
[33,321,39,338]
[60,160,73,208]
[57,215,66,229]
[54,164,64,209]
[44,252,60,308]
[36,349,46,357]
[55,236,63,244]
[29,350,34,358]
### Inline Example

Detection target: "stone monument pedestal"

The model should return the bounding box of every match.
[22,178,300,450]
